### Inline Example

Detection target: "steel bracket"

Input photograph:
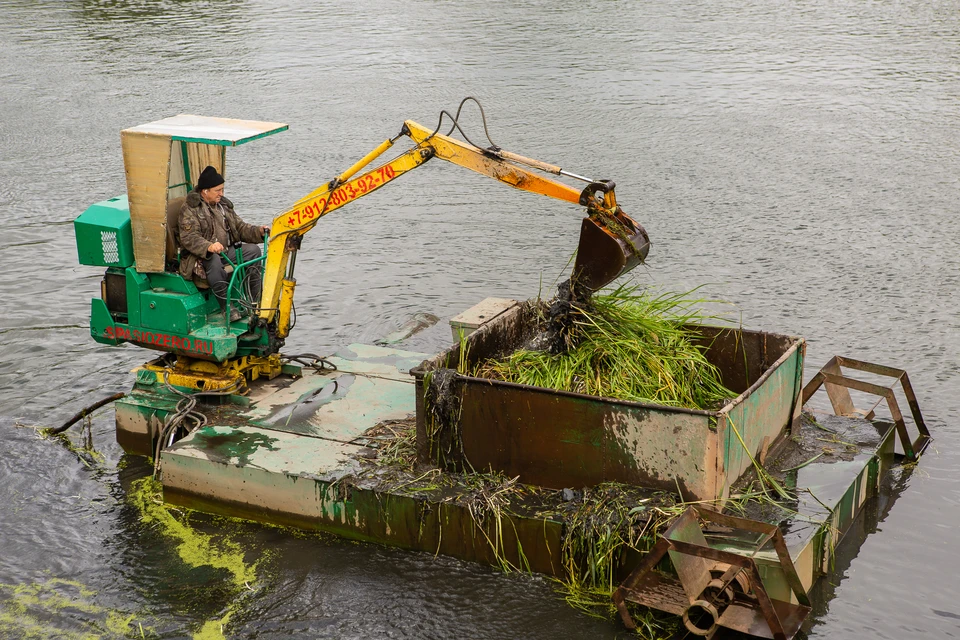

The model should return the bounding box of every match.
[801,356,931,461]
[613,506,810,640]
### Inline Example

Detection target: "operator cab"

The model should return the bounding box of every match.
[115,114,286,274]
[74,115,287,362]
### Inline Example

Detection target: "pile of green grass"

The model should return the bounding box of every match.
[477,285,734,410]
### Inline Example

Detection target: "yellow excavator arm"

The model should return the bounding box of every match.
[259,118,649,338]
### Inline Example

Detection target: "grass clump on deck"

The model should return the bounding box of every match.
[477,285,734,410]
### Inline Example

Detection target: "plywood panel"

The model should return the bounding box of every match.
[125,114,287,145]
[121,131,172,273]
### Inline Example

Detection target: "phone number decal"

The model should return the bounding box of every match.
[286,164,397,227]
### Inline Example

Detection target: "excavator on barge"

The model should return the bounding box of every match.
[75,100,649,397]
[71,101,933,640]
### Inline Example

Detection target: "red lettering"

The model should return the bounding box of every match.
[163,334,172,347]
[183,338,192,350]
[105,326,115,339]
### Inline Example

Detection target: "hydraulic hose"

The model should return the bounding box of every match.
[48,392,126,435]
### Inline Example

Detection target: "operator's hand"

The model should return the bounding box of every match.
[261,225,270,236]
[208,241,225,254]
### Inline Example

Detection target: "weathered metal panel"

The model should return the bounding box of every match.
[121,131,172,273]
[747,422,897,604]
[694,326,798,394]
[459,381,714,496]
[414,301,805,503]
[258,372,416,440]
[115,388,179,456]
[125,114,288,146]
[161,424,563,575]
[325,343,427,381]
[717,342,803,499]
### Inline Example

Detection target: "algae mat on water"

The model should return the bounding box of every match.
[0,479,263,639]
[0,578,149,639]
[127,477,263,639]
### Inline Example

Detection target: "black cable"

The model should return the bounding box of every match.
[48,392,126,435]
[421,96,500,152]
[153,372,243,476]
[280,353,337,373]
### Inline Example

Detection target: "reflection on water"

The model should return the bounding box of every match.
[1,0,959,638]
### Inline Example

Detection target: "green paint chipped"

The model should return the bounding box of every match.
[188,427,280,467]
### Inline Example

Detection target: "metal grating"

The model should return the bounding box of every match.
[101,231,119,264]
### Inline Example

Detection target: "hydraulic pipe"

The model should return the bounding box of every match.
[334,138,395,185]
[277,278,297,338]
[495,149,594,183]
[48,392,126,435]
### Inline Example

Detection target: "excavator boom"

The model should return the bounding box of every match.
[260,117,650,334]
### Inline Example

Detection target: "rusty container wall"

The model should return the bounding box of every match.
[412,301,805,503]
[712,327,806,500]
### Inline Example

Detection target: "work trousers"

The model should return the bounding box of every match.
[202,243,263,312]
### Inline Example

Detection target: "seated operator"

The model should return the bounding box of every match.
[178,165,270,322]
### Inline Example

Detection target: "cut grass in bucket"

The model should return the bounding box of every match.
[477,284,734,410]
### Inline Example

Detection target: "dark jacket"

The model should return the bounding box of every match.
[177,192,264,280]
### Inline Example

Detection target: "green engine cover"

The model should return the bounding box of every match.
[79,196,276,362]
[75,196,134,268]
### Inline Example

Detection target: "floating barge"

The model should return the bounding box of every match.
[115,299,930,638]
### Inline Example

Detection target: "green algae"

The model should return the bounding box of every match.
[127,477,262,639]
[0,578,151,639]
[0,474,260,640]
[193,613,233,640]
[129,477,257,589]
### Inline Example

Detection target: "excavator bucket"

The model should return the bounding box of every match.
[572,208,650,294]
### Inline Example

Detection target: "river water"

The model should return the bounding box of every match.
[1,1,958,638]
